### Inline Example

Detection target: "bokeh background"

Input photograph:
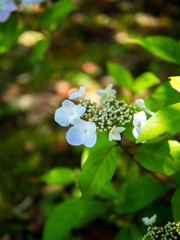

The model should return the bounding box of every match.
[1,0,180,239]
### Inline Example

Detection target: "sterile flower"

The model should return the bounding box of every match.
[96,84,116,105]
[136,99,154,115]
[142,214,157,225]
[109,125,125,141]
[21,0,44,5]
[0,0,17,22]
[66,119,97,147]
[132,111,147,143]
[54,100,86,127]
[69,84,86,100]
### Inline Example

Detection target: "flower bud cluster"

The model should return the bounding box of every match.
[79,96,137,132]
[143,221,180,240]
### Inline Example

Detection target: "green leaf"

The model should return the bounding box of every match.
[99,182,119,200]
[135,141,180,175]
[129,163,140,183]
[115,225,142,240]
[43,199,105,240]
[40,0,77,31]
[129,36,180,64]
[143,96,165,112]
[137,103,180,143]
[79,146,117,198]
[107,61,133,89]
[41,167,75,185]
[152,81,180,107]
[115,175,169,214]
[133,72,160,93]
[169,76,180,92]
[171,187,180,222]
[34,40,50,61]
[122,122,135,141]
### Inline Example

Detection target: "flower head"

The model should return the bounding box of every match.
[21,0,44,5]
[109,125,125,141]
[66,119,97,147]
[96,84,116,105]
[132,111,147,143]
[142,214,157,225]
[69,84,86,100]
[0,0,17,22]
[136,99,154,115]
[54,100,86,127]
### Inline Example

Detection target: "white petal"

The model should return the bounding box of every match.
[109,132,113,141]
[81,132,97,147]
[111,132,121,141]
[142,214,156,225]
[132,127,139,139]
[62,100,75,112]
[115,127,126,133]
[73,119,87,130]
[144,108,154,116]
[149,214,157,224]
[109,89,116,95]
[142,217,150,225]
[85,121,96,134]
[69,113,80,125]
[100,96,107,105]
[105,84,113,92]
[133,111,147,126]
[96,89,105,97]
[73,105,86,116]
[54,107,70,127]
[79,84,86,96]
[136,99,146,109]
[66,127,82,146]
[69,91,81,100]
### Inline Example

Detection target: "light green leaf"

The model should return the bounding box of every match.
[115,175,169,214]
[107,61,133,89]
[135,141,180,175]
[143,96,165,112]
[129,36,180,64]
[79,146,117,198]
[115,225,142,240]
[137,103,180,143]
[41,167,75,185]
[133,72,160,93]
[169,76,180,92]
[99,182,119,200]
[43,199,105,240]
[129,163,140,183]
[171,187,180,222]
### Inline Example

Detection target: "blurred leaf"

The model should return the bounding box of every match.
[43,199,105,240]
[129,163,140,183]
[133,72,160,93]
[115,225,142,240]
[137,103,180,143]
[0,15,26,54]
[135,141,180,175]
[34,40,50,61]
[115,175,169,214]
[40,0,77,31]
[79,146,117,198]
[107,62,133,89]
[99,182,119,200]
[41,167,75,185]
[171,187,180,222]
[122,122,135,141]
[174,171,180,188]
[152,81,180,107]
[169,76,180,92]
[129,36,180,64]
[144,96,165,112]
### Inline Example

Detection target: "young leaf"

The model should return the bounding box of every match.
[133,72,160,93]
[171,187,180,222]
[137,103,180,143]
[135,141,180,175]
[43,199,105,240]
[115,225,142,240]
[41,167,76,185]
[115,175,169,214]
[169,76,180,92]
[129,36,180,64]
[79,146,117,198]
[107,61,133,89]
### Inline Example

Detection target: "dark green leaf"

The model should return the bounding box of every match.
[171,187,180,222]
[34,40,50,61]
[115,225,142,240]
[129,36,180,64]
[79,146,117,198]
[129,163,140,183]
[99,182,119,200]
[174,171,180,188]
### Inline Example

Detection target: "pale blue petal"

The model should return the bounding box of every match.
[96,90,105,97]
[66,127,82,146]
[81,132,97,148]
[69,91,80,100]
[132,128,139,139]
[109,89,116,95]
[4,1,17,11]
[85,121,96,134]
[62,100,75,113]
[21,0,43,4]
[0,11,10,22]
[54,107,70,127]
[69,113,80,125]
[105,84,113,92]
[73,105,86,116]
[73,119,87,130]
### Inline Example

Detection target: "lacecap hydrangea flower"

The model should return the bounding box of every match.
[69,84,86,100]
[142,214,157,225]
[96,84,116,105]
[21,0,44,5]
[54,100,86,127]
[136,99,154,115]
[132,111,147,143]
[66,119,97,148]
[0,0,17,22]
